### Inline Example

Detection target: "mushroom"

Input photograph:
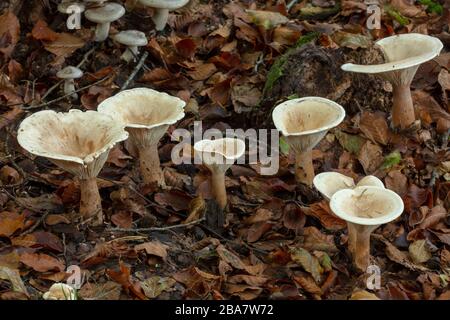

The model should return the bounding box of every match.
[272,97,345,186]
[313,172,384,201]
[138,0,190,31]
[85,2,125,42]
[56,66,83,99]
[58,1,85,14]
[17,110,128,226]
[43,283,77,300]
[112,30,148,62]
[97,88,185,187]
[330,186,404,271]
[193,138,245,209]
[341,33,443,130]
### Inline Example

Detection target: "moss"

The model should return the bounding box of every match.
[418,0,443,15]
[386,6,410,26]
[381,150,402,170]
[263,32,319,95]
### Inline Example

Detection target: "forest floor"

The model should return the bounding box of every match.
[0,0,449,300]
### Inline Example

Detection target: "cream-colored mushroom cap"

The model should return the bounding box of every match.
[113,30,148,47]
[57,66,83,79]
[85,2,125,23]
[194,138,246,166]
[43,283,77,300]
[17,109,128,168]
[330,186,404,226]
[313,172,384,200]
[272,97,346,137]
[139,0,190,9]
[341,33,443,74]
[97,88,186,129]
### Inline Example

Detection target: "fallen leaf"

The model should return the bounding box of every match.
[20,252,65,273]
[302,201,346,231]
[140,276,176,299]
[31,19,58,41]
[409,240,432,264]
[0,266,28,295]
[0,211,25,237]
[135,241,169,261]
[359,111,390,145]
[290,247,323,283]
[44,33,85,59]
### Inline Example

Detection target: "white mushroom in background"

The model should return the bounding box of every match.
[84,0,109,7]
[112,30,148,62]
[43,283,77,300]
[138,0,190,31]
[313,172,384,201]
[56,66,83,99]
[272,97,345,186]
[193,138,246,209]
[330,186,404,271]
[58,1,86,14]
[85,2,125,42]
[98,88,185,187]
[342,33,443,130]
[17,110,128,226]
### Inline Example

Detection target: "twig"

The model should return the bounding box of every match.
[108,217,205,233]
[22,76,111,110]
[121,51,149,90]
[287,0,301,11]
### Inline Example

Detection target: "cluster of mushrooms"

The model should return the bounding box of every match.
[17,32,444,273]
[56,0,190,98]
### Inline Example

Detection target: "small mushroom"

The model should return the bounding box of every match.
[112,30,148,62]
[85,2,125,42]
[43,283,77,300]
[56,66,83,99]
[139,0,190,31]
[272,97,345,186]
[193,138,245,209]
[98,88,185,187]
[313,172,384,201]
[17,110,128,226]
[330,186,404,271]
[342,33,443,130]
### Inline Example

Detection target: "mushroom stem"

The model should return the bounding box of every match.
[210,171,227,208]
[152,8,170,31]
[392,84,415,129]
[348,222,378,272]
[63,79,77,99]
[138,144,164,187]
[121,46,139,62]
[94,22,111,42]
[294,150,314,186]
[79,177,103,225]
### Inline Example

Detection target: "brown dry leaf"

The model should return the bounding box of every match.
[20,252,65,273]
[17,194,64,213]
[359,111,390,145]
[187,63,217,81]
[154,190,193,211]
[0,165,22,185]
[173,266,221,298]
[0,106,24,130]
[290,247,323,283]
[390,0,423,17]
[283,203,306,233]
[184,196,206,223]
[0,266,28,295]
[107,146,132,168]
[0,251,20,269]
[106,262,146,300]
[301,226,338,253]
[302,201,346,231]
[78,281,122,300]
[419,205,447,230]
[111,211,133,228]
[385,170,408,196]
[0,211,25,237]
[358,140,384,175]
[247,221,273,243]
[244,208,273,225]
[293,275,322,298]
[224,283,262,300]
[227,274,268,287]
[175,38,197,59]
[45,214,71,225]
[408,240,432,264]
[44,33,85,59]
[140,276,176,299]
[31,19,58,41]
[350,290,380,300]
[135,241,169,261]
[0,11,20,56]
[11,231,63,252]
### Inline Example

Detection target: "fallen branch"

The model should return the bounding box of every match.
[109,218,205,233]
[121,51,149,90]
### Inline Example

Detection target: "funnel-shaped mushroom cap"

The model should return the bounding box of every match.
[341,34,443,81]
[330,186,404,226]
[57,66,83,79]
[272,97,345,152]
[139,0,190,9]
[194,138,245,173]
[17,110,128,178]
[85,2,125,23]
[98,88,185,147]
[313,172,384,201]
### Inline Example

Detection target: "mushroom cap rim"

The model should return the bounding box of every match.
[341,34,444,75]
[330,186,404,226]
[85,3,125,23]
[138,0,190,9]
[272,96,346,137]
[17,110,129,167]
[56,66,83,79]
[113,30,148,46]
[193,138,246,161]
